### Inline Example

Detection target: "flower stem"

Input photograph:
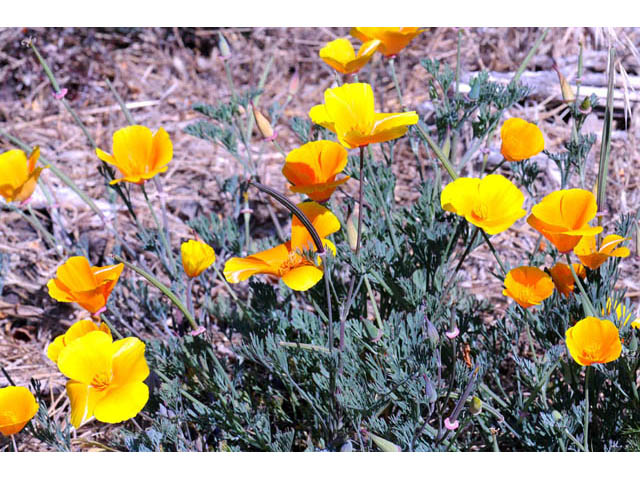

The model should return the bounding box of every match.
[186,277,195,319]
[141,183,176,277]
[388,57,404,110]
[583,366,590,452]
[11,434,18,452]
[355,146,365,256]
[565,254,597,317]
[480,230,508,276]
[113,254,198,331]
[5,203,58,253]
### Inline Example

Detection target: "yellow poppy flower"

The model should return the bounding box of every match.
[574,234,630,270]
[319,38,380,75]
[282,140,350,202]
[502,266,554,308]
[309,83,418,149]
[350,27,423,57]
[565,316,621,366]
[57,331,149,427]
[527,189,603,253]
[602,298,638,327]
[500,118,544,162]
[440,174,526,235]
[0,386,39,436]
[224,202,340,291]
[47,256,124,314]
[96,125,173,184]
[548,262,586,297]
[47,319,112,364]
[181,240,216,278]
[0,147,44,203]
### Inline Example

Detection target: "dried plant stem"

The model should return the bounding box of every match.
[113,254,198,331]
[583,366,591,452]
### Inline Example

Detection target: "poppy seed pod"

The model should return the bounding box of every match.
[469,396,483,416]
[252,104,275,140]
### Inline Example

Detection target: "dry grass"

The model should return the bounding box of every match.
[1,27,639,451]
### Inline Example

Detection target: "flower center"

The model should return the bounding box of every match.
[91,371,112,391]
[277,251,313,277]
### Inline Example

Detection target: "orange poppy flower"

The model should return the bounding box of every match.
[96,125,173,184]
[47,256,124,314]
[282,140,350,202]
[565,316,621,366]
[223,202,340,291]
[350,27,423,57]
[0,386,39,436]
[0,147,44,203]
[527,189,603,253]
[500,118,544,162]
[574,234,630,270]
[181,240,216,278]
[548,262,586,297]
[47,319,112,364]
[319,38,380,75]
[309,83,418,149]
[440,174,526,235]
[502,266,554,308]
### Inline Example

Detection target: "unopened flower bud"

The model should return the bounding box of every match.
[553,65,575,103]
[579,96,592,115]
[252,103,275,141]
[426,319,439,346]
[218,32,231,59]
[424,376,437,404]
[237,104,246,116]
[288,70,300,96]
[346,207,359,252]
[469,396,482,416]
[552,410,563,422]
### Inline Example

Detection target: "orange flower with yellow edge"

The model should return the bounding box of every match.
[181,239,216,278]
[224,202,339,291]
[47,319,112,364]
[548,262,586,297]
[500,118,544,162]
[57,330,149,428]
[565,316,621,366]
[350,27,423,57]
[502,266,554,308]
[309,83,418,149]
[527,189,603,253]
[319,38,380,75]
[96,125,173,184]
[282,140,350,202]
[602,298,638,327]
[0,147,44,203]
[47,256,124,314]
[574,234,630,270]
[440,174,526,235]
[0,386,39,436]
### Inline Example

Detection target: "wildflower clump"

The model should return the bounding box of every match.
[0,147,44,203]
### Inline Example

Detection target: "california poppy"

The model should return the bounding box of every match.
[282,140,350,202]
[47,256,124,314]
[181,240,216,278]
[96,125,172,184]
[224,202,339,291]
[350,27,423,57]
[57,331,149,427]
[548,262,586,297]
[527,189,602,253]
[309,83,418,149]
[47,319,112,364]
[440,174,526,235]
[574,234,630,270]
[500,118,544,162]
[0,386,39,436]
[565,316,621,366]
[319,38,380,75]
[502,266,554,308]
[0,147,44,203]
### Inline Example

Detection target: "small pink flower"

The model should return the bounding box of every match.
[445,327,460,340]
[444,417,459,431]
[53,88,68,100]
[190,326,206,336]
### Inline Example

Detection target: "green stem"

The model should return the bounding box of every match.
[480,230,507,276]
[414,123,458,180]
[105,78,135,126]
[583,366,590,452]
[511,28,549,85]
[141,184,176,276]
[186,277,195,318]
[5,203,58,252]
[364,275,383,331]
[113,254,197,330]
[566,255,596,316]
[388,57,404,110]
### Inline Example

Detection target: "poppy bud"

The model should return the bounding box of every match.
[424,376,437,404]
[252,103,275,141]
[346,207,359,252]
[237,104,246,116]
[218,32,231,59]
[554,65,575,103]
[426,319,439,346]
[552,410,562,422]
[579,96,592,115]
[288,70,300,96]
[469,396,482,416]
